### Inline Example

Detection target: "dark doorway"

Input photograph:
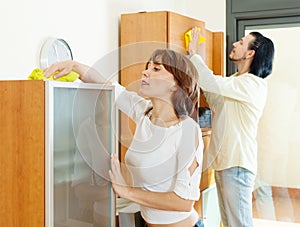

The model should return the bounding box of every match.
[226,0,300,75]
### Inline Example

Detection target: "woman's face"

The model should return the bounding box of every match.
[139,61,176,100]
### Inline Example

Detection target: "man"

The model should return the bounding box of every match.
[188,28,274,227]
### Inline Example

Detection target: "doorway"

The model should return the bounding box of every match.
[226,1,300,225]
[245,23,300,225]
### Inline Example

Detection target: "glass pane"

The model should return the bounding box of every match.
[245,25,300,225]
[53,87,114,227]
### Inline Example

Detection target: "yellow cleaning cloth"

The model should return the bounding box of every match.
[184,27,206,51]
[28,68,79,82]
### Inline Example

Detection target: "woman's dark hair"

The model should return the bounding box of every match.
[145,49,200,120]
[248,32,275,79]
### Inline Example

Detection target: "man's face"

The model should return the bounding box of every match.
[229,34,255,62]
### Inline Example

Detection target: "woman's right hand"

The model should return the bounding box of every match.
[43,60,76,80]
[43,60,107,83]
[109,153,132,198]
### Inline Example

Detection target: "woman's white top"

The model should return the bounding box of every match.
[114,82,203,224]
[190,54,267,175]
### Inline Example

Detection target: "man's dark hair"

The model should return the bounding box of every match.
[249,32,275,79]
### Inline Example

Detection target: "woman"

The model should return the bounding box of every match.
[44,49,204,227]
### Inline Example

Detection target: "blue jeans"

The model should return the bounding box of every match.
[193,218,204,227]
[215,167,255,227]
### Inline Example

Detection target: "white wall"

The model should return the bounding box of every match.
[0,0,225,80]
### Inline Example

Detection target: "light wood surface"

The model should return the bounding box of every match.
[213,32,224,76]
[120,12,169,162]
[0,80,45,227]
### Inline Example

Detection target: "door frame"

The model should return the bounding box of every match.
[226,0,300,75]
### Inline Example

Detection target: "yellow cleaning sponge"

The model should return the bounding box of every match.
[28,68,79,82]
[184,27,206,51]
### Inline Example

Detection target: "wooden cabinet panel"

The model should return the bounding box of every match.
[120,11,168,45]
[0,81,45,227]
[213,32,224,76]
[120,12,169,162]
[120,12,168,90]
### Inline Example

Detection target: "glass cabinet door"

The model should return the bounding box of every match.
[46,82,116,227]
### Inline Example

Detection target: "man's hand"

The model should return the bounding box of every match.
[188,27,205,56]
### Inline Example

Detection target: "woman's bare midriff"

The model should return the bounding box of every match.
[146,211,199,227]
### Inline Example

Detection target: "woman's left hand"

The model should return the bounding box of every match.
[109,153,131,198]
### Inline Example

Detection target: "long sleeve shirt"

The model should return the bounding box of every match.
[190,54,267,175]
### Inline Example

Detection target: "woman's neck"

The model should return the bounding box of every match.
[150,98,179,127]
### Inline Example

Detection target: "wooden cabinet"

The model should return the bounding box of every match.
[0,81,45,227]
[0,80,116,227]
[119,11,223,217]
